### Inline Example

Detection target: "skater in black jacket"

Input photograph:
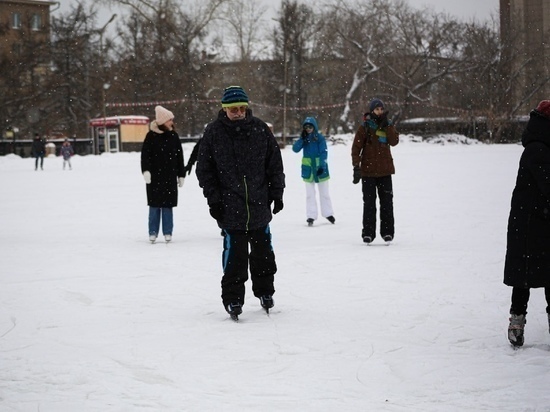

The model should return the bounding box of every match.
[505,100,550,347]
[196,86,285,319]
[31,134,46,170]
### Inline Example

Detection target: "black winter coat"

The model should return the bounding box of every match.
[504,109,550,288]
[196,110,285,231]
[141,124,185,208]
[31,138,45,157]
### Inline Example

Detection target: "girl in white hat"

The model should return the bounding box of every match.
[140,106,186,243]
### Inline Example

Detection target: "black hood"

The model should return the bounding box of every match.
[522,109,550,147]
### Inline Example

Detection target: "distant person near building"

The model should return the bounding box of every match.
[292,116,335,226]
[60,139,74,170]
[505,100,550,348]
[31,133,45,171]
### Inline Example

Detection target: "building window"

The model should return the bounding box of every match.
[31,14,42,31]
[12,13,21,29]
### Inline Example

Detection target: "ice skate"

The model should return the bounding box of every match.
[508,314,526,347]
[226,302,242,321]
[260,295,274,313]
[362,236,372,244]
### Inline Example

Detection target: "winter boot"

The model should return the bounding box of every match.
[260,295,274,312]
[508,314,526,347]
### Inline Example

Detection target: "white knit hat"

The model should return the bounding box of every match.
[155,105,174,125]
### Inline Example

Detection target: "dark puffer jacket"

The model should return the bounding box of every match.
[196,109,285,231]
[504,109,550,288]
[31,138,45,157]
[141,123,185,207]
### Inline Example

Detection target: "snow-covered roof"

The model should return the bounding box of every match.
[89,116,150,127]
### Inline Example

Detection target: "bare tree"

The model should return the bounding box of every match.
[102,0,228,135]
[48,3,116,138]
[272,0,317,137]
[318,0,389,131]
[0,3,59,139]
[455,14,550,141]
[383,5,475,121]
[215,0,269,62]
[318,0,478,130]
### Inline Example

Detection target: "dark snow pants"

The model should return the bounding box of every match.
[361,175,394,240]
[220,225,276,307]
[510,287,550,315]
[35,154,44,170]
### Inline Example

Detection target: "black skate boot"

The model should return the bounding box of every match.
[260,295,274,313]
[226,302,242,321]
[508,314,526,347]
[362,236,372,244]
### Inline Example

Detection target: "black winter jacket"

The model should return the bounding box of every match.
[504,109,550,288]
[31,138,45,157]
[141,123,185,208]
[196,109,285,231]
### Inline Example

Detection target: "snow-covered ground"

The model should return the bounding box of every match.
[1,133,548,411]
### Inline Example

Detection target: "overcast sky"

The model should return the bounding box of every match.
[58,0,499,24]
[404,0,499,20]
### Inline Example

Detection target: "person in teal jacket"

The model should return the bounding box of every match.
[292,117,335,226]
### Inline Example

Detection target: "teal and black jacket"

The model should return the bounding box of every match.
[292,117,330,183]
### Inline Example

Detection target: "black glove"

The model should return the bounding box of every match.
[353,166,361,184]
[209,202,223,221]
[272,199,284,214]
[317,167,324,176]
[184,163,193,176]
[379,111,389,128]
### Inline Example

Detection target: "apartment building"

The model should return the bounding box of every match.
[500,0,550,111]
[0,0,57,61]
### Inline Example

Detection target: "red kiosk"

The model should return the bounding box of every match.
[89,115,149,154]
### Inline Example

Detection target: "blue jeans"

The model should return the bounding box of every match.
[148,207,173,236]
